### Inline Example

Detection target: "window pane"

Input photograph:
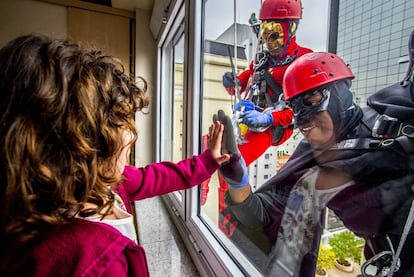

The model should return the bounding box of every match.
[200,0,268,274]
[159,18,185,206]
[199,0,330,275]
[173,34,185,163]
[172,33,185,201]
[195,0,414,276]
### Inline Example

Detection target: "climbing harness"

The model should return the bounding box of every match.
[360,29,414,277]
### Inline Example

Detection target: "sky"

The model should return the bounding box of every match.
[204,0,330,52]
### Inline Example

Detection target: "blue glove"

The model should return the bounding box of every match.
[239,110,274,128]
[222,72,236,88]
[213,110,249,189]
[232,100,261,114]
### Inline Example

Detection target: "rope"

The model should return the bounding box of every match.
[387,197,414,277]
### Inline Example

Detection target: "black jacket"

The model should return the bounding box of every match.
[225,79,414,277]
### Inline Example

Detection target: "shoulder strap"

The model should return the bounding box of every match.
[262,70,284,103]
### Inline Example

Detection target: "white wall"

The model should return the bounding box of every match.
[0,0,66,47]
[135,8,157,166]
[0,0,157,167]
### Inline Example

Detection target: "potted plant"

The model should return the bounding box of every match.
[316,245,336,277]
[328,230,364,273]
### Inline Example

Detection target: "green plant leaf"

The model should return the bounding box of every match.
[328,231,364,264]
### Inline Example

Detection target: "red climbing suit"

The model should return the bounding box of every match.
[237,37,312,166]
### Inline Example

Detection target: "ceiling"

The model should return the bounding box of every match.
[81,0,169,40]
[80,0,154,12]
[111,0,154,12]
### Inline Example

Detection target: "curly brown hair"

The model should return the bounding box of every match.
[0,34,149,242]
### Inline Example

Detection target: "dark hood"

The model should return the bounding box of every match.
[326,79,364,141]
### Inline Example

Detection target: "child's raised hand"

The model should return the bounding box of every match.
[208,121,230,165]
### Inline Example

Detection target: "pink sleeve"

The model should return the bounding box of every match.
[120,149,220,201]
[100,254,128,277]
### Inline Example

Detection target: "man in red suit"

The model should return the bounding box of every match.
[223,0,313,165]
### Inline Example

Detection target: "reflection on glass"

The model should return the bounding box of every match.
[200,0,271,274]
[199,0,414,276]
[172,33,185,201]
[200,0,355,275]
[173,34,184,163]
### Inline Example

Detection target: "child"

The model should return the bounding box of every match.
[0,34,229,276]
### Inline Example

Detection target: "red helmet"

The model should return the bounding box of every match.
[259,0,303,20]
[283,52,355,100]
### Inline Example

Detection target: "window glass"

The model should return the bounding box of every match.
[200,0,264,273]
[159,14,186,207]
[171,33,185,202]
[172,34,185,163]
[199,0,332,275]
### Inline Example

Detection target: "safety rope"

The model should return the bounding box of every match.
[387,197,414,277]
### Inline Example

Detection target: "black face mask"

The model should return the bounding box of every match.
[288,79,363,142]
[288,88,330,125]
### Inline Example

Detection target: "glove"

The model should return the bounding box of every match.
[222,72,236,88]
[219,153,249,188]
[213,110,249,189]
[239,110,274,128]
[232,100,261,114]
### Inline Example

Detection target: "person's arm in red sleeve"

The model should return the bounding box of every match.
[119,120,229,202]
[237,67,252,93]
[272,126,293,146]
[239,130,274,166]
[238,126,293,166]
[238,108,294,165]
[121,149,220,201]
[271,108,293,126]
[270,108,294,146]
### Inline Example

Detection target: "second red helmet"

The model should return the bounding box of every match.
[283,52,355,101]
[259,0,303,20]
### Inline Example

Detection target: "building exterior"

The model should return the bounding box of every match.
[330,0,414,106]
[248,146,278,191]
[216,23,259,63]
